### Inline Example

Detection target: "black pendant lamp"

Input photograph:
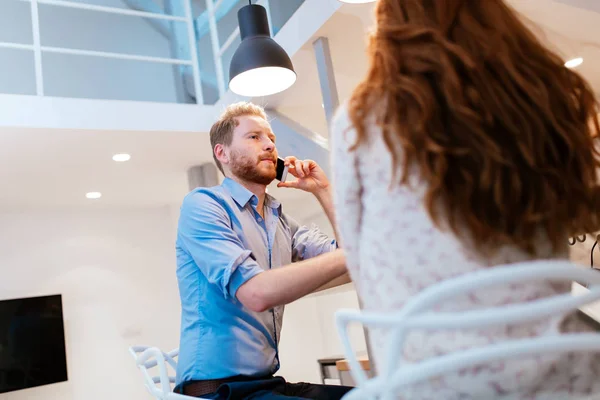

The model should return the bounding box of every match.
[229,2,296,97]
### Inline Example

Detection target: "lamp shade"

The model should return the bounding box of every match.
[229,4,296,97]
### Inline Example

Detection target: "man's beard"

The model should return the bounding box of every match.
[229,151,276,185]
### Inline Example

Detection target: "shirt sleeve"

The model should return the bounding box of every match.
[283,214,337,262]
[178,191,264,299]
[330,105,363,276]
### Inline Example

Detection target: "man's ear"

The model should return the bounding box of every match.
[214,144,229,166]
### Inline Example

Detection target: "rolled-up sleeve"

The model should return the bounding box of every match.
[287,216,337,262]
[178,192,264,299]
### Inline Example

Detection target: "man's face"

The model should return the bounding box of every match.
[226,115,278,185]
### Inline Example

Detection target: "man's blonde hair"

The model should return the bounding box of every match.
[210,102,268,175]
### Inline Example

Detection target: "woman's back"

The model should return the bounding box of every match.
[330,0,600,397]
[332,107,600,398]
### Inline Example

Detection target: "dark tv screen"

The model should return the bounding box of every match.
[0,294,68,393]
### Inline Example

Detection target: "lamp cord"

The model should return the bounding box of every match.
[249,0,252,4]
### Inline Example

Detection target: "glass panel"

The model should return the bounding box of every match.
[49,0,133,10]
[214,0,246,47]
[196,27,220,104]
[0,1,33,45]
[162,0,192,18]
[42,52,180,103]
[219,33,239,85]
[39,4,192,60]
[0,48,36,95]
[190,0,207,19]
[48,0,184,17]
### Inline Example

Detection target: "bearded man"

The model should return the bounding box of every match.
[174,102,351,400]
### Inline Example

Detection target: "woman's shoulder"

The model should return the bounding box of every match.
[331,101,351,135]
[331,101,384,155]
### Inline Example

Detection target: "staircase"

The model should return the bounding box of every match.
[0,0,342,171]
[0,0,312,106]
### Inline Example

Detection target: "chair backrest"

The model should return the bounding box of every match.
[129,346,200,400]
[336,260,600,400]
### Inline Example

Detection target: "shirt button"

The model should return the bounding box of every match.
[257,217,262,222]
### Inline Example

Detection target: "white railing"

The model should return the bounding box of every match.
[205,0,226,97]
[1,0,302,105]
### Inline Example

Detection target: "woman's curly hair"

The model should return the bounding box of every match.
[349,0,600,254]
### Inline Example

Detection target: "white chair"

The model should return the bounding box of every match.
[129,346,205,400]
[336,260,600,400]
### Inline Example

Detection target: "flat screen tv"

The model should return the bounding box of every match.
[0,294,68,393]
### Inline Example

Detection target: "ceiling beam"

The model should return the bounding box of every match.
[313,36,340,129]
[194,0,239,39]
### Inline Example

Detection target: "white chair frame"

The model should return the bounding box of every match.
[336,260,600,399]
[129,346,207,400]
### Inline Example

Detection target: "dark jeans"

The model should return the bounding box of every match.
[186,376,353,400]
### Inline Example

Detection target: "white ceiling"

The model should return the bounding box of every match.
[0,126,318,211]
[1,0,600,211]
[507,0,600,91]
[0,128,212,208]
[265,3,375,137]
[272,0,600,136]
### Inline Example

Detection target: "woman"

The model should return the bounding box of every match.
[331,0,600,398]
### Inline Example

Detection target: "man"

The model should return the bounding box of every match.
[174,102,352,399]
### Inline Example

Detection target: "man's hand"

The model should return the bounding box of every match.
[277,156,339,242]
[277,156,330,195]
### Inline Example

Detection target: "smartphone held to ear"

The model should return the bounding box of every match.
[276,157,288,182]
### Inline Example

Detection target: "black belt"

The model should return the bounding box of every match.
[179,375,273,397]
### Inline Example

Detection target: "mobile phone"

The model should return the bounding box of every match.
[276,157,288,182]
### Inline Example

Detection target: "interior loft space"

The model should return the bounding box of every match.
[1,1,600,399]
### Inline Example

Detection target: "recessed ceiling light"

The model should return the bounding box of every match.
[565,57,583,68]
[86,192,102,199]
[112,153,131,162]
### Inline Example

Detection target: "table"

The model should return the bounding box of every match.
[336,357,372,387]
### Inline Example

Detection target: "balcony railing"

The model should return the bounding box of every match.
[0,0,305,105]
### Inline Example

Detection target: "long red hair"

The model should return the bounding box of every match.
[349,0,600,254]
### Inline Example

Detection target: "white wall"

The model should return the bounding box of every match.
[277,283,366,384]
[0,206,181,400]
[0,0,178,102]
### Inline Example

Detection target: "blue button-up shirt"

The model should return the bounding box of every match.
[175,178,336,384]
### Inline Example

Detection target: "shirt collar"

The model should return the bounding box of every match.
[222,177,281,211]
[266,194,281,211]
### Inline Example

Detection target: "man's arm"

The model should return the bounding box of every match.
[313,272,352,293]
[278,157,340,241]
[276,156,350,291]
[313,186,339,242]
[178,192,266,300]
[236,249,346,312]
[179,191,348,312]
